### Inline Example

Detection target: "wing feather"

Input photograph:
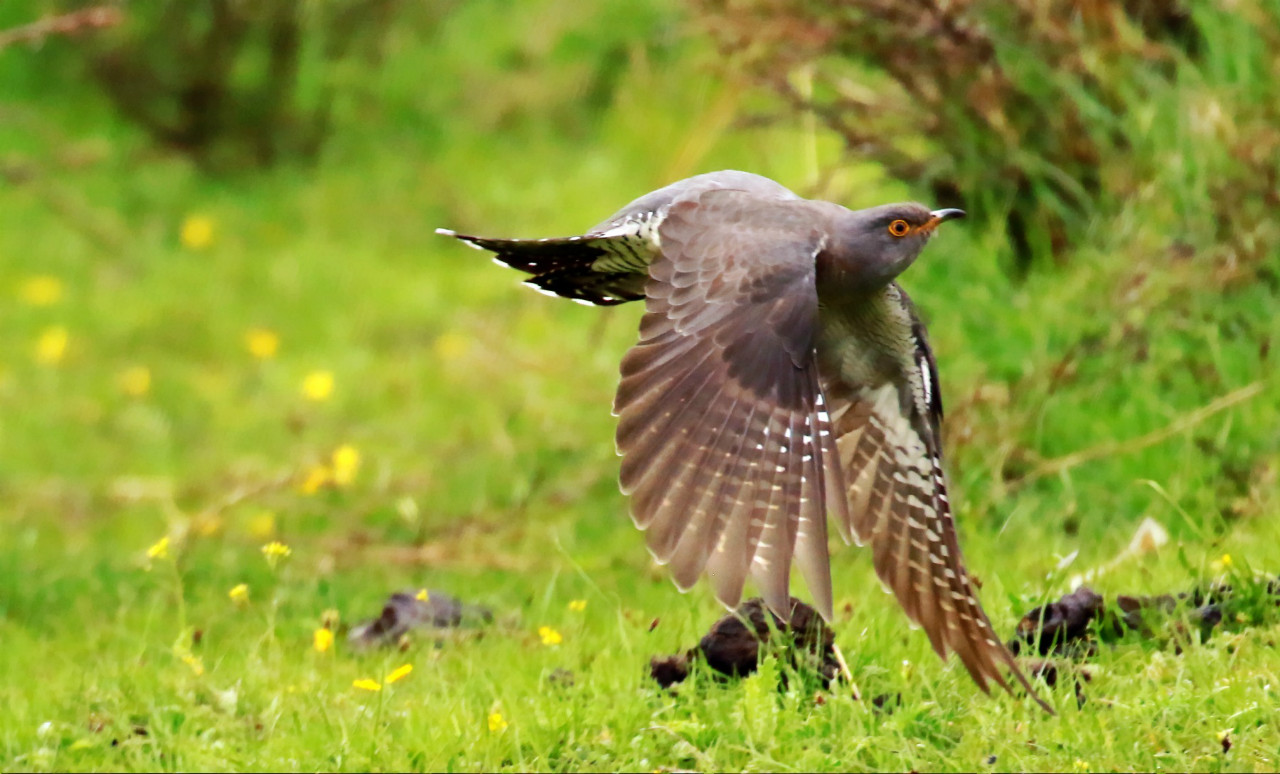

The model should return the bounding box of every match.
[749,391,804,615]
[666,390,751,589]
[794,371,836,619]
[616,349,724,502]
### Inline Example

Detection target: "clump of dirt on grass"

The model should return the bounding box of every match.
[650,573,1278,705]
[1010,586,1108,657]
[1010,575,1280,658]
[650,598,838,688]
[348,589,492,650]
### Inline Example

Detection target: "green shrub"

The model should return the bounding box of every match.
[74,0,443,171]
[692,0,1280,276]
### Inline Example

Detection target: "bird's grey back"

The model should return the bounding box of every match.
[588,170,801,235]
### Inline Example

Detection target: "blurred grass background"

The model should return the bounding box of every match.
[0,0,1278,770]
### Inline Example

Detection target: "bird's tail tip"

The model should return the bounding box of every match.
[1007,656,1056,715]
[435,228,488,251]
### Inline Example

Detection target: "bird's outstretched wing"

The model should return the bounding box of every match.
[818,287,1051,712]
[613,189,846,620]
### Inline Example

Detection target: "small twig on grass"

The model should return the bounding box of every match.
[0,7,121,50]
[200,470,299,520]
[831,642,862,701]
[1067,516,1169,591]
[1015,381,1266,486]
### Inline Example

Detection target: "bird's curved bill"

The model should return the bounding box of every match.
[929,208,966,224]
[917,208,965,236]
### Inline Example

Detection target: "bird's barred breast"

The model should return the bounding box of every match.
[818,285,931,420]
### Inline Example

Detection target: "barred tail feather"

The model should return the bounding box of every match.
[435,228,651,306]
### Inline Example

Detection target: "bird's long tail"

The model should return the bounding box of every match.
[435,228,650,306]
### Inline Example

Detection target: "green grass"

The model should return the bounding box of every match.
[1,1,1279,770]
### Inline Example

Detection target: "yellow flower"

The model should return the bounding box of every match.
[262,540,291,558]
[385,664,413,684]
[416,589,430,602]
[433,331,470,362]
[1221,553,1233,567]
[331,445,360,486]
[118,366,151,397]
[352,678,382,692]
[35,326,69,365]
[180,214,216,250]
[147,536,170,560]
[487,711,508,733]
[538,626,563,646]
[19,275,63,306]
[245,328,280,360]
[299,465,332,494]
[301,370,334,401]
[314,628,334,653]
[568,599,587,612]
[1073,760,1089,771]
[261,541,291,569]
[247,511,276,539]
[228,583,249,604]
[182,654,204,676]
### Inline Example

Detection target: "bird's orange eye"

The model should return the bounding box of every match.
[888,219,911,237]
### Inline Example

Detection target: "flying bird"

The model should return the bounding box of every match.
[438,170,1048,710]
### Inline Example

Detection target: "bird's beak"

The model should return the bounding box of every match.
[929,208,966,224]
[917,208,965,236]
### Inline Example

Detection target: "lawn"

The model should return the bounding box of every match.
[1,1,1278,771]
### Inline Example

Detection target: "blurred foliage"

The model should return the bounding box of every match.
[48,0,447,170]
[692,0,1280,275]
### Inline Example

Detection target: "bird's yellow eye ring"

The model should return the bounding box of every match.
[888,219,911,237]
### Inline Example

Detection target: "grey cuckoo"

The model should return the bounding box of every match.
[438,170,1048,710]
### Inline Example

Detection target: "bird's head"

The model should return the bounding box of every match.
[824,203,965,290]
